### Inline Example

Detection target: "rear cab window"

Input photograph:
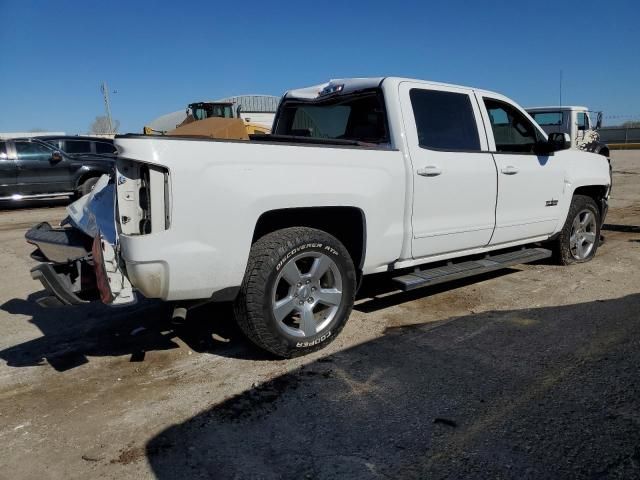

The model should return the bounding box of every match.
[274,89,390,146]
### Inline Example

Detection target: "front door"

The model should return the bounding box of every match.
[14,140,72,194]
[478,95,565,245]
[399,82,498,258]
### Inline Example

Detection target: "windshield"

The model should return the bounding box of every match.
[274,91,389,144]
[530,111,564,126]
[191,103,234,120]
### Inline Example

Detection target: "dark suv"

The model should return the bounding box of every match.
[39,135,117,155]
[0,138,114,201]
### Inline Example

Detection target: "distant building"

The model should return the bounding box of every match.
[0,131,65,139]
[145,95,280,133]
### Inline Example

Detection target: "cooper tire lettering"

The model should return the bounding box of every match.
[296,331,332,348]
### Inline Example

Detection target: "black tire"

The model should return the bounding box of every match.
[234,227,356,358]
[78,177,99,197]
[552,195,601,265]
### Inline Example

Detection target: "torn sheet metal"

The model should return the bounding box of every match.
[66,174,118,245]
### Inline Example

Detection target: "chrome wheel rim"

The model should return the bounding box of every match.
[570,209,597,260]
[272,251,343,338]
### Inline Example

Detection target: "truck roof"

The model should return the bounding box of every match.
[284,77,504,100]
[526,106,589,112]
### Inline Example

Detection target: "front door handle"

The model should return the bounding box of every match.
[501,165,519,175]
[417,165,442,177]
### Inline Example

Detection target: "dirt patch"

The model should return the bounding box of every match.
[111,446,146,465]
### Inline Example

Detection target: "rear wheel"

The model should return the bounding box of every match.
[234,227,356,357]
[552,195,601,265]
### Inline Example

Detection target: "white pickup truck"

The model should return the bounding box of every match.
[27,77,611,357]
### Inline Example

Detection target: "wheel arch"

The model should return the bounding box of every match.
[572,184,608,217]
[252,206,367,272]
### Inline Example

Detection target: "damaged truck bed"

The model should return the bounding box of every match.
[26,174,134,307]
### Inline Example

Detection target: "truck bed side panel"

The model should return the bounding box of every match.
[115,137,406,301]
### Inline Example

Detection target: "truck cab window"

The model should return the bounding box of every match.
[410,89,481,151]
[275,92,389,144]
[484,99,543,153]
[576,112,589,131]
[0,141,7,159]
[531,111,563,126]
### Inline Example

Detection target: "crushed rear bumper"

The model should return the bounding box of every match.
[30,263,93,307]
[25,175,135,307]
[26,223,100,307]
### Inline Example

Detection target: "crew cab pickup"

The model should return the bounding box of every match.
[27,77,611,357]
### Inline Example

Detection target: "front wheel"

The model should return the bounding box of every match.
[234,227,356,358]
[552,195,601,265]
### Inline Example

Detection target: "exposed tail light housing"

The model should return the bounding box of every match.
[116,159,170,235]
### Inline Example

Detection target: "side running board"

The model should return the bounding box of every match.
[393,247,552,291]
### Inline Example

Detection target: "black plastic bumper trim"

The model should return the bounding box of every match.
[30,263,89,306]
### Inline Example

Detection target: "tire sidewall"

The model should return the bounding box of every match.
[260,234,356,354]
[563,196,601,263]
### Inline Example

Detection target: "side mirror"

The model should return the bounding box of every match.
[51,151,63,162]
[548,132,571,151]
[596,112,603,129]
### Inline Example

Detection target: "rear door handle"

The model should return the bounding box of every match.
[417,165,442,177]
[501,165,519,175]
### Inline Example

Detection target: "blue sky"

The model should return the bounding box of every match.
[1,0,638,133]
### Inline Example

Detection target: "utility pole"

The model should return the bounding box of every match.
[101,81,114,134]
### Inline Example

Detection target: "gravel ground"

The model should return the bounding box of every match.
[0,151,638,479]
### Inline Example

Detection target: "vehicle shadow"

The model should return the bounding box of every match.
[0,293,266,372]
[603,223,640,233]
[0,269,523,371]
[144,294,640,480]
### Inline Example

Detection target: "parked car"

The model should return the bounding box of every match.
[0,137,114,200]
[39,135,117,155]
[27,77,611,358]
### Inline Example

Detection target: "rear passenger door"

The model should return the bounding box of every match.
[399,82,498,259]
[478,95,565,245]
